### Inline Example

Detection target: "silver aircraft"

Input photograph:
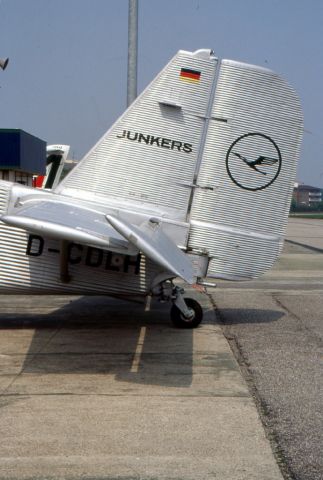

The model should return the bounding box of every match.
[0,49,303,327]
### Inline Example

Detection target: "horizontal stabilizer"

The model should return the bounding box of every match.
[1,201,138,254]
[106,214,194,284]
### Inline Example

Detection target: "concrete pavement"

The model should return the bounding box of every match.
[286,217,323,251]
[211,217,323,480]
[0,292,283,479]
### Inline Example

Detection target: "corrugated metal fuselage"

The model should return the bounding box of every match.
[0,181,164,296]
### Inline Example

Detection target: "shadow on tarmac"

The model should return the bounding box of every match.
[0,296,197,388]
[216,308,284,325]
[0,296,284,389]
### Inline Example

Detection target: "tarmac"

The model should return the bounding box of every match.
[0,217,321,480]
[211,217,323,480]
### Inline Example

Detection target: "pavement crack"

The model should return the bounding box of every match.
[0,323,64,397]
[208,293,296,480]
[271,295,300,320]
[272,294,323,346]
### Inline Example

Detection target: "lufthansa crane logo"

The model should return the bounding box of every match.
[226,133,282,191]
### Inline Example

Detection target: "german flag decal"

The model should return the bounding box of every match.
[180,68,201,83]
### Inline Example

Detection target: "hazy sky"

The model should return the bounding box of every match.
[0,0,322,187]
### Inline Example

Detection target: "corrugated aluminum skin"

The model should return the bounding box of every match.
[188,60,303,279]
[56,51,218,221]
[0,182,9,213]
[0,181,162,294]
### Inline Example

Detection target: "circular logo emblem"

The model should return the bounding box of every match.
[226,133,282,191]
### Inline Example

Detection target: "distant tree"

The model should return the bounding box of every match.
[290,198,297,212]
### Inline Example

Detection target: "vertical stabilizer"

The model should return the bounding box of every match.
[56,50,218,221]
[188,60,303,279]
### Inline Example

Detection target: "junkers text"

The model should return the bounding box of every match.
[117,130,193,153]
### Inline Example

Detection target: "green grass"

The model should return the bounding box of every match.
[290,213,323,219]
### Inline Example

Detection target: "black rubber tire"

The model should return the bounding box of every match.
[170,298,203,329]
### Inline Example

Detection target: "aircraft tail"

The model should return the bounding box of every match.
[56,50,303,280]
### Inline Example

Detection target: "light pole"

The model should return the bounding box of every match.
[127,0,138,107]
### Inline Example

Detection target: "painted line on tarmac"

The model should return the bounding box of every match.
[131,326,147,373]
[285,239,323,253]
[145,295,152,312]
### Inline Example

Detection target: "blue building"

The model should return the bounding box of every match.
[0,129,46,186]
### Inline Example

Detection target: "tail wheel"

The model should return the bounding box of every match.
[170,298,203,329]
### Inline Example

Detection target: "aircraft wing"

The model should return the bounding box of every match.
[1,201,138,254]
[1,201,194,283]
[106,214,195,284]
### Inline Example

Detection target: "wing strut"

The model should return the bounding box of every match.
[106,214,194,284]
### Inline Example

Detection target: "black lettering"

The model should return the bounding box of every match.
[68,243,83,265]
[26,234,44,257]
[150,136,161,147]
[171,140,182,151]
[124,253,141,274]
[138,133,150,145]
[85,247,103,267]
[161,138,171,149]
[117,131,192,154]
[126,131,138,141]
[116,130,126,139]
[105,252,121,271]
[183,143,193,153]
